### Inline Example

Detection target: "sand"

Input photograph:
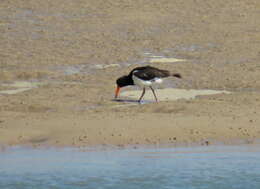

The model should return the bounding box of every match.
[1,0,260,148]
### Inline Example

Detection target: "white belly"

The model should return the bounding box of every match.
[132,75,163,87]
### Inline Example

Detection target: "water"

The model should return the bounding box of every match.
[1,145,260,189]
[120,88,231,102]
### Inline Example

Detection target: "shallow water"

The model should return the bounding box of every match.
[0,81,45,95]
[1,145,260,189]
[120,88,231,102]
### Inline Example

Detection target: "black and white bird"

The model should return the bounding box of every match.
[115,66,182,103]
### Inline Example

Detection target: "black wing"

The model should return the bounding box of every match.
[131,66,171,81]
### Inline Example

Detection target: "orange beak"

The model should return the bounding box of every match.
[115,86,121,99]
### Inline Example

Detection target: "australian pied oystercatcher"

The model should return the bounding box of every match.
[115,66,182,103]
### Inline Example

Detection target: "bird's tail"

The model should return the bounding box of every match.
[172,73,182,79]
[158,69,182,78]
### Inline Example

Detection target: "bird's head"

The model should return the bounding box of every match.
[115,75,133,99]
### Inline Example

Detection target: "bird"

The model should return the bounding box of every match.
[115,66,182,103]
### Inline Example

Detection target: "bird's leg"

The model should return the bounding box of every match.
[150,86,158,102]
[138,88,146,103]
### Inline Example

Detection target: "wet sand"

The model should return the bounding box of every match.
[1,0,260,148]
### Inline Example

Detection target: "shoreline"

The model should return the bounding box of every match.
[1,141,260,154]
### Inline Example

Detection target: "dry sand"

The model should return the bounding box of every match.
[1,0,260,148]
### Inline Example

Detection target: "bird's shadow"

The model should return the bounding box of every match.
[112,98,152,104]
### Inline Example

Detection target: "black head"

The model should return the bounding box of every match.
[115,75,134,99]
[116,75,133,88]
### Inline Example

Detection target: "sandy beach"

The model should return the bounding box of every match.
[1,0,260,148]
